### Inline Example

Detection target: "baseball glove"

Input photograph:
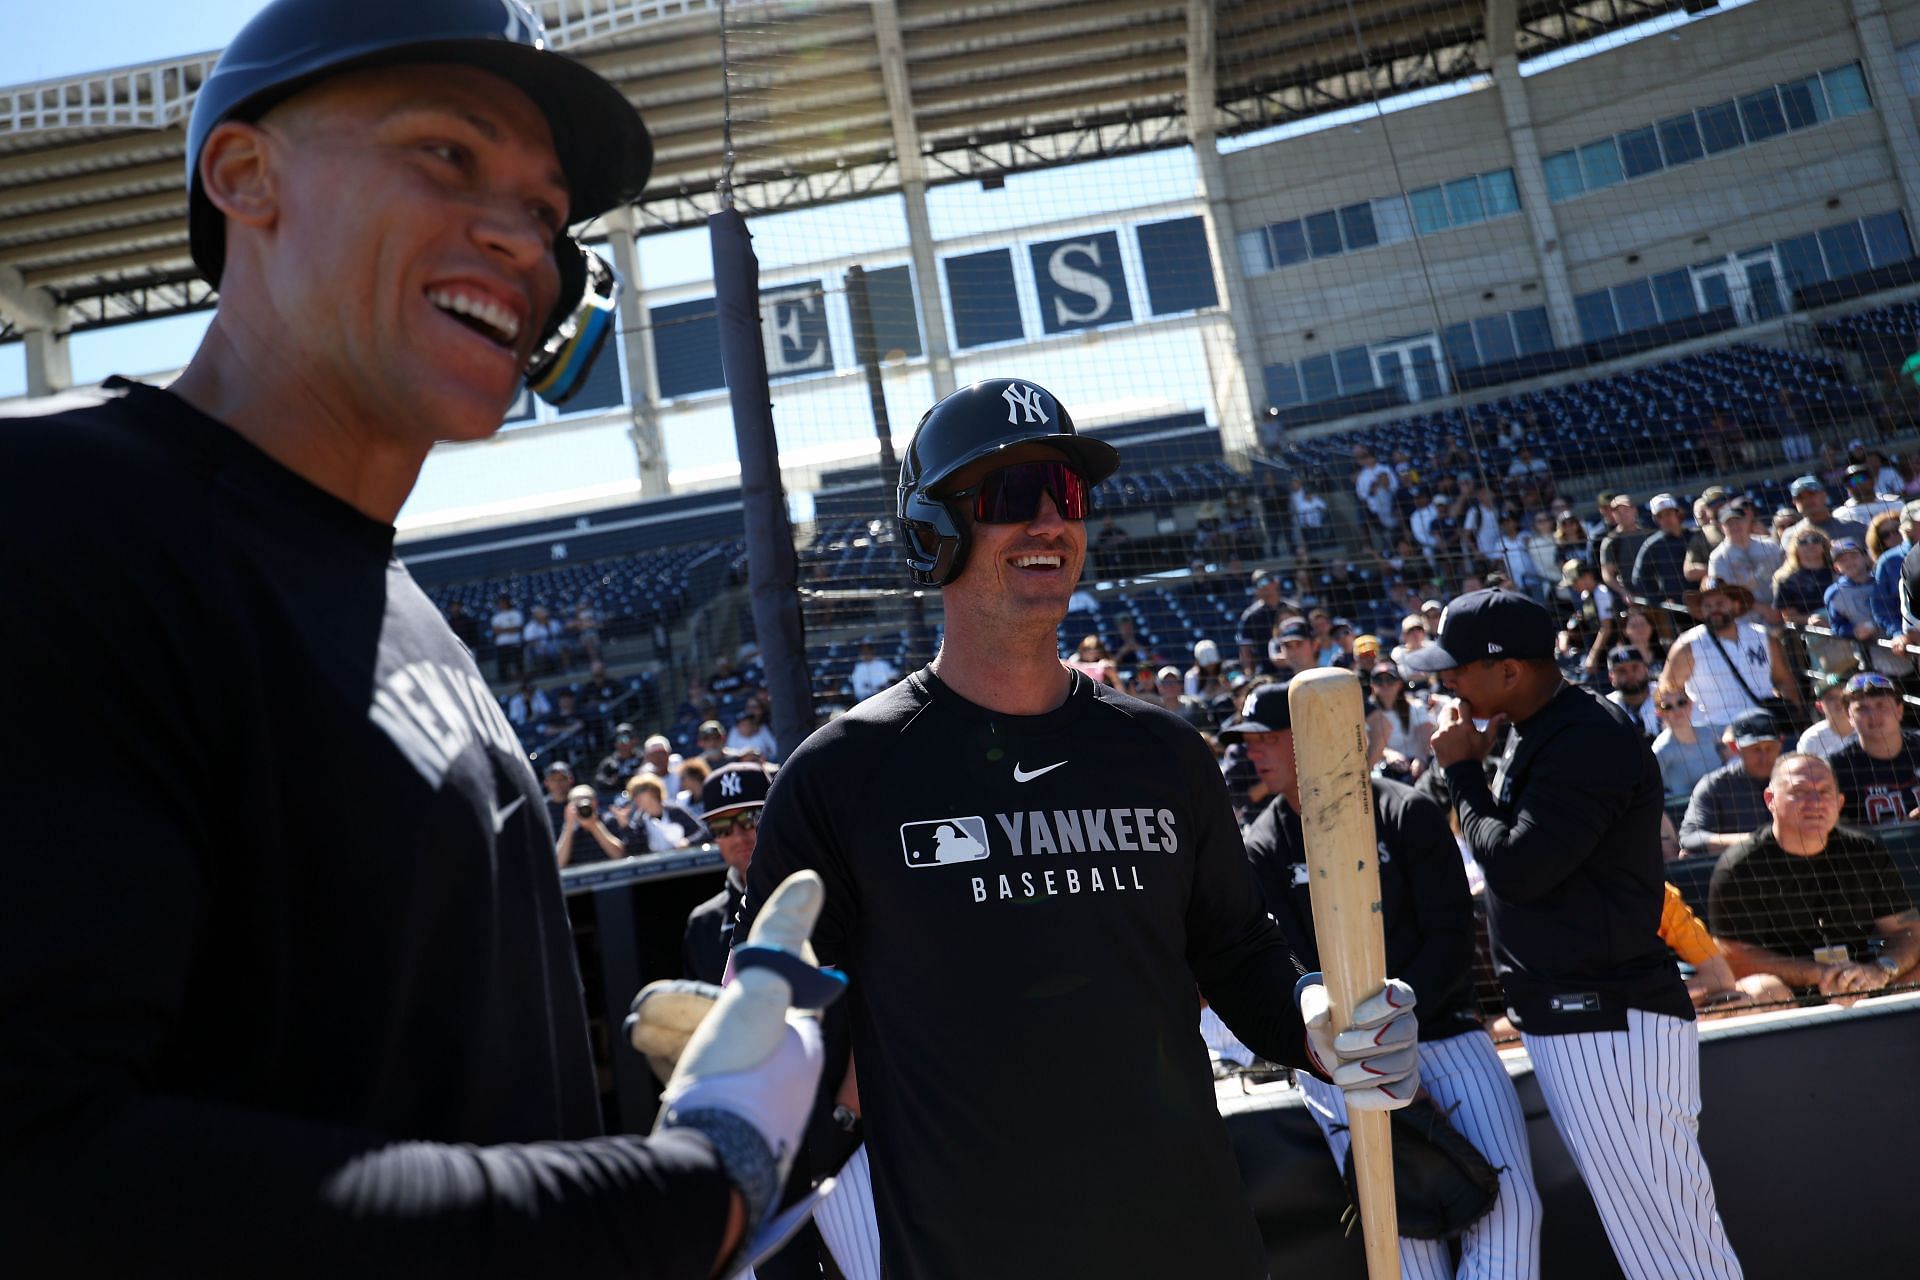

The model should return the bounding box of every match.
[1338,1094,1501,1240]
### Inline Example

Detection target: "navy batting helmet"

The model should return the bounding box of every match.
[896,379,1119,587]
[185,0,650,403]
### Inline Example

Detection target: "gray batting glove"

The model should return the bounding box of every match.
[1295,973,1419,1111]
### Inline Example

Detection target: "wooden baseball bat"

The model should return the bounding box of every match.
[1288,667,1400,1279]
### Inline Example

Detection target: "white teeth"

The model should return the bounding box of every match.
[1013,555,1062,568]
[428,288,521,344]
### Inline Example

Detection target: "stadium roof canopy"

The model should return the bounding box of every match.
[0,0,1682,340]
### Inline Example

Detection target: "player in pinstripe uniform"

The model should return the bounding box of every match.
[1415,589,1743,1279]
[1223,680,1541,1279]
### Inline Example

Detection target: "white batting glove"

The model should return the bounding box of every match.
[638,872,837,1230]
[1295,973,1419,1111]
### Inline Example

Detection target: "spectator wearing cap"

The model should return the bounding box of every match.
[1405,487,1440,561]
[694,719,738,771]
[1679,709,1784,858]
[1491,509,1537,597]
[851,640,900,702]
[1150,664,1213,729]
[1694,486,1732,550]
[1826,673,1920,825]
[1709,752,1918,1001]
[1797,676,1854,759]
[1662,579,1802,733]
[1837,464,1903,527]
[681,761,774,985]
[1186,639,1231,702]
[1237,570,1285,674]
[1270,616,1318,675]
[593,722,644,796]
[1705,497,1783,617]
[1788,475,1862,542]
[1605,646,1660,738]
[1652,686,1727,801]
[1390,614,1428,681]
[1350,633,1384,678]
[556,783,628,869]
[726,706,779,762]
[542,761,577,837]
[1555,560,1613,665]
[1598,495,1652,605]
[1324,616,1357,668]
[1823,538,1887,668]
[1629,494,1706,610]
[640,733,680,789]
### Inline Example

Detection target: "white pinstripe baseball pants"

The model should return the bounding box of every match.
[812,1142,882,1280]
[1298,1029,1542,1279]
[1524,1010,1742,1279]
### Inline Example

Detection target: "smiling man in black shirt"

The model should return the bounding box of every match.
[738,379,1420,1280]
[0,2,822,1275]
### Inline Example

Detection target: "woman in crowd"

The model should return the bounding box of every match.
[623,774,701,851]
[1367,665,1433,779]
[674,755,711,819]
[1771,525,1835,622]
[1067,634,1122,687]
[1185,638,1233,702]
[1525,511,1563,596]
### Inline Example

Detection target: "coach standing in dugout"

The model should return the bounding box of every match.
[1411,589,1744,1279]
[736,378,1422,1280]
[1224,681,1543,1279]
[0,1,830,1275]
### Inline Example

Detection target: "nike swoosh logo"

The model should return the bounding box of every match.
[490,795,526,834]
[1013,761,1067,783]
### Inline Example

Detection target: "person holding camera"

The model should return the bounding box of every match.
[556,784,630,868]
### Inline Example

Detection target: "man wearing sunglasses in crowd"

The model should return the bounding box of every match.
[733,379,1421,1280]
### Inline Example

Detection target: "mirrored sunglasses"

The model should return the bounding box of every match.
[706,809,761,838]
[953,461,1092,524]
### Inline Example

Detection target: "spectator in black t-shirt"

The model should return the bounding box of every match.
[1709,753,1918,1000]
[1236,569,1283,674]
[1598,495,1652,605]
[1827,672,1920,825]
[583,660,623,707]
[594,722,644,796]
[708,652,747,698]
[1629,493,1703,608]
[542,760,576,838]
[555,784,628,868]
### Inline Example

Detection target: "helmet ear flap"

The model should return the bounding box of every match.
[900,490,967,587]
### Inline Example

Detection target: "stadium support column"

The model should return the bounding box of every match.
[1489,52,1580,350]
[603,207,671,497]
[24,330,70,397]
[1188,0,1260,468]
[1851,0,1920,244]
[872,0,956,401]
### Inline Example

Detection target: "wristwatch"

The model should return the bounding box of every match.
[1876,955,1904,980]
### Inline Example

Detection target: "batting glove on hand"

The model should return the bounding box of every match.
[637,872,840,1231]
[1295,972,1419,1111]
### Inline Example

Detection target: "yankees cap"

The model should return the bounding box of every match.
[1402,588,1555,673]
[702,761,772,817]
[1217,680,1292,742]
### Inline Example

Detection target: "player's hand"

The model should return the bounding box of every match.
[1295,974,1419,1111]
[640,872,839,1228]
[1430,700,1502,768]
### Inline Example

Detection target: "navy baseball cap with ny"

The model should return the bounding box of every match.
[1216,681,1292,743]
[1402,588,1556,673]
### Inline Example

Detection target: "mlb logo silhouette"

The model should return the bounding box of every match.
[900,816,991,868]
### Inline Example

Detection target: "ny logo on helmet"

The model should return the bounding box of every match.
[1002,383,1050,426]
[720,772,743,797]
[499,0,546,46]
